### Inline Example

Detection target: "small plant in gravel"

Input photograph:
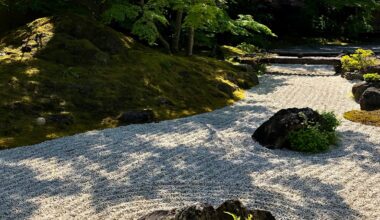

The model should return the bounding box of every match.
[341,49,376,72]
[363,73,380,82]
[288,111,340,153]
[225,212,253,220]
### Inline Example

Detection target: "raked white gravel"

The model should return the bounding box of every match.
[0,66,379,220]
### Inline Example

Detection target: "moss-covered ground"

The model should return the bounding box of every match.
[0,15,258,149]
[344,110,380,127]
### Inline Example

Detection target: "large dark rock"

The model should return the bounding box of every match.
[360,87,380,111]
[364,65,380,74]
[117,109,156,125]
[352,82,371,102]
[139,200,275,220]
[252,108,321,149]
[342,71,364,81]
[176,204,217,219]
[353,82,380,103]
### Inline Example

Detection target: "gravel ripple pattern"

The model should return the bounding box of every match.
[0,69,379,219]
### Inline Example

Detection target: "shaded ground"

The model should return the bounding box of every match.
[0,70,379,219]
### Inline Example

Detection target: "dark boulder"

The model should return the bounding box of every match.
[352,82,371,102]
[360,87,380,111]
[117,109,156,125]
[352,82,380,102]
[21,46,32,53]
[363,65,380,74]
[343,71,364,81]
[176,204,217,219]
[139,200,275,220]
[46,113,74,127]
[217,82,238,98]
[252,108,321,149]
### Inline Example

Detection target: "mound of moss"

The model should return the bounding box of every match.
[344,110,380,127]
[0,15,258,149]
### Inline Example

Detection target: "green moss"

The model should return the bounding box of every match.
[344,110,380,127]
[363,73,380,82]
[0,16,259,149]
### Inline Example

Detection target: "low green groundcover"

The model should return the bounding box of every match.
[289,112,340,153]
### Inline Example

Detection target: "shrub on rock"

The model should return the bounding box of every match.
[363,73,380,82]
[341,49,376,73]
[252,108,340,153]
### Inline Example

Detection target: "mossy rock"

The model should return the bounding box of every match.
[37,35,109,65]
[53,14,133,53]
[344,110,380,127]
[0,16,259,149]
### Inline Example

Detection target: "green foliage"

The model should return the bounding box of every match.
[183,3,224,30]
[319,112,341,132]
[288,111,340,153]
[341,49,376,72]
[224,212,253,220]
[363,73,380,82]
[100,0,274,49]
[236,42,259,54]
[132,10,169,45]
[230,14,276,37]
[101,3,141,23]
[289,127,330,153]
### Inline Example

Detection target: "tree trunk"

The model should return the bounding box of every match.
[158,33,172,55]
[187,27,195,56]
[171,9,183,53]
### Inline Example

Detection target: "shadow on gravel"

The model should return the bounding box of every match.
[0,76,376,219]
[253,76,289,95]
[0,163,82,219]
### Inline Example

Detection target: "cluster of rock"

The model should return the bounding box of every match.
[341,64,380,111]
[252,108,321,149]
[352,80,380,111]
[139,200,275,220]
[342,65,380,81]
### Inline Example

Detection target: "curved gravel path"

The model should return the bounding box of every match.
[1,67,379,220]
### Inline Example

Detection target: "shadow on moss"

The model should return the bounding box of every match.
[0,15,260,149]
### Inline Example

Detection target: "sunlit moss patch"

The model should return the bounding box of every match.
[0,15,259,149]
[344,110,380,127]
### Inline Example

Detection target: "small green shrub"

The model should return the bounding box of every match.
[289,127,330,153]
[363,73,380,82]
[224,212,253,220]
[319,111,341,131]
[341,49,376,72]
[288,111,340,153]
[236,42,260,54]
